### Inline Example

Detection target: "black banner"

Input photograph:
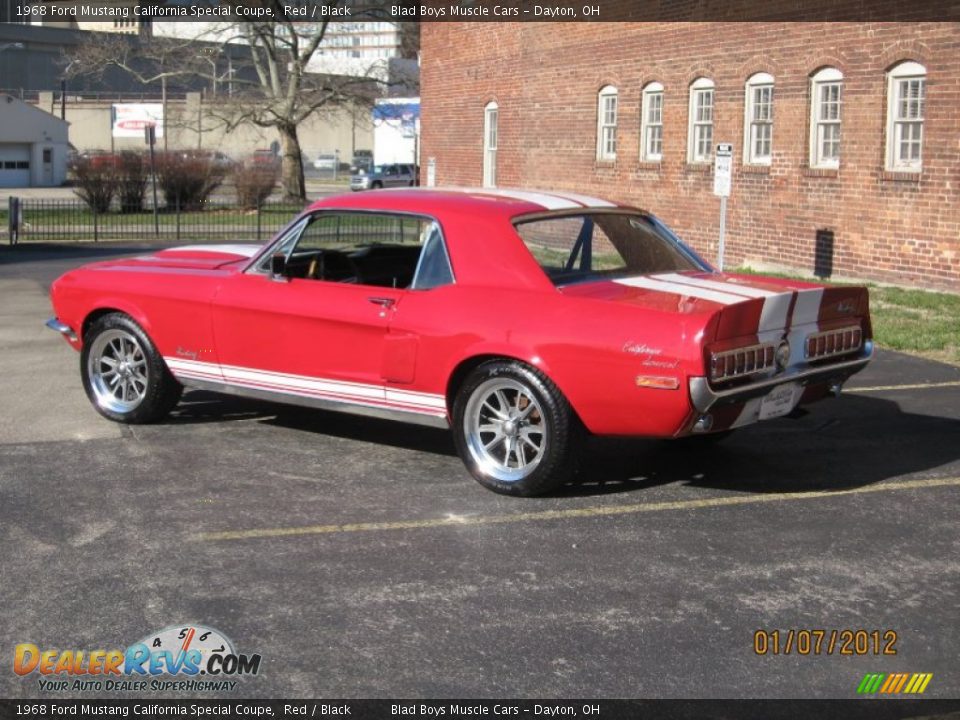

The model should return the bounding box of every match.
[5,0,959,23]
[2,700,960,720]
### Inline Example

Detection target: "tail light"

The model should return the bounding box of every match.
[805,326,862,360]
[710,342,776,382]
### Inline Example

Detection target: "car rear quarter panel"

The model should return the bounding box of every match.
[396,284,708,437]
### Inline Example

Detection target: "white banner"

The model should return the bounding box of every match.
[112,104,164,138]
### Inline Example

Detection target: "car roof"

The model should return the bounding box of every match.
[308,187,625,220]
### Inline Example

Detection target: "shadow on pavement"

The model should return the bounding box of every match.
[171,390,960,499]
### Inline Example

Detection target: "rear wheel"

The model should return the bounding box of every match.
[452,360,582,496]
[81,313,182,424]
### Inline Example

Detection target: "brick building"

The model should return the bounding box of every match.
[420,22,960,290]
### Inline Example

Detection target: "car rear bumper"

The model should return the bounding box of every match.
[689,340,874,414]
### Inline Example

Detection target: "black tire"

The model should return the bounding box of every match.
[452,360,583,496]
[80,313,183,424]
[370,180,383,189]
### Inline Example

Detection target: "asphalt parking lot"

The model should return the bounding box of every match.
[1,245,959,700]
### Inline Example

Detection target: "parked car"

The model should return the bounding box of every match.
[351,150,374,173]
[176,150,234,171]
[46,188,873,496]
[73,150,118,170]
[350,163,417,190]
[251,149,280,167]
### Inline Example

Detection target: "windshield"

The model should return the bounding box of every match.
[515,212,703,286]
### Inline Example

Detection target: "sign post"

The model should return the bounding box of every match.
[713,143,733,271]
[145,125,159,237]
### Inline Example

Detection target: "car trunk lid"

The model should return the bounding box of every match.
[561,270,870,349]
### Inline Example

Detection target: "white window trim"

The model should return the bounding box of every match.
[885,61,927,173]
[596,85,619,162]
[809,67,844,170]
[640,81,664,162]
[687,77,715,164]
[743,72,774,166]
[483,101,498,188]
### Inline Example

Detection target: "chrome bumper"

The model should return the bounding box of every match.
[689,340,874,413]
[45,317,78,342]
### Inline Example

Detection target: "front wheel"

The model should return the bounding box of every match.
[81,313,182,424]
[370,180,383,189]
[452,360,583,496]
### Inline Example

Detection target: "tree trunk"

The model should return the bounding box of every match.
[278,123,306,202]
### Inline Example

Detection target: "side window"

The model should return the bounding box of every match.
[258,211,454,290]
[411,224,454,290]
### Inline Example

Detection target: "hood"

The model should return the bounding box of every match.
[561,271,869,342]
[91,244,263,272]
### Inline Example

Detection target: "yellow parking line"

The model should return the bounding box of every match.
[846,380,960,393]
[191,475,960,543]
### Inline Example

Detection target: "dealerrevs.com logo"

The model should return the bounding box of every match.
[14,625,261,693]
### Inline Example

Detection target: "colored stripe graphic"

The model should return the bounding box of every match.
[858,673,932,694]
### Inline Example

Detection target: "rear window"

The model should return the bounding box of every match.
[515,213,700,286]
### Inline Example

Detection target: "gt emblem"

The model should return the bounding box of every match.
[837,300,856,314]
[775,341,791,371]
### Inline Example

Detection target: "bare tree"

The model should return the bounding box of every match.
[66,2,398,201]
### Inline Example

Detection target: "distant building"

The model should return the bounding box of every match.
[421,22,960,290]
[0,93,68,187]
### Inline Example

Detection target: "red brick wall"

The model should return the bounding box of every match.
[420,22,960,290]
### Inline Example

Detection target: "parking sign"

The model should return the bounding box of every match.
[714,143,733,197]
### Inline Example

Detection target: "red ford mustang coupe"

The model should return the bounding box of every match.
[47,188,873,495]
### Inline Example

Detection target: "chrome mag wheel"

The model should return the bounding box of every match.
[86,329,149,413]
[463,378,548,483]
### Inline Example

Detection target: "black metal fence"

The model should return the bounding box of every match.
[5,197,306,244]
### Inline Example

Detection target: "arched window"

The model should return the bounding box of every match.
[482,101,498,188]
[596,85,619,161]
[744,72,774,165]
[687,78,715,163]
[809,67,843,169]
[640,82,664,162]
[886,61,927,172]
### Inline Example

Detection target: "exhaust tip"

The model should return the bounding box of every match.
[693,414,714,433]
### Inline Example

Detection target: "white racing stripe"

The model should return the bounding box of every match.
[428,187,616,210]
[614,276,748,306]
[545,190,617,207]
[654,273,779,299]
[786,288,825,366]
[162,244,262,257]
[472,188,583,210]
[164,357,446,413]
[165,357,224,379]
[757,292,793,335]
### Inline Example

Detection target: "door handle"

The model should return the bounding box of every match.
[367,296,396,308]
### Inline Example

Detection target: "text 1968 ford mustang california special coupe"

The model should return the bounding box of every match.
[47,188,873,496]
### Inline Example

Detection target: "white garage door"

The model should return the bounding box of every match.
[0,144,31,188]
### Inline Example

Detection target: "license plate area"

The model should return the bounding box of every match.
[758,382,802,421]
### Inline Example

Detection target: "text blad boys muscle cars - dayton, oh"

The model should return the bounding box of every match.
[47,188,873,496]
